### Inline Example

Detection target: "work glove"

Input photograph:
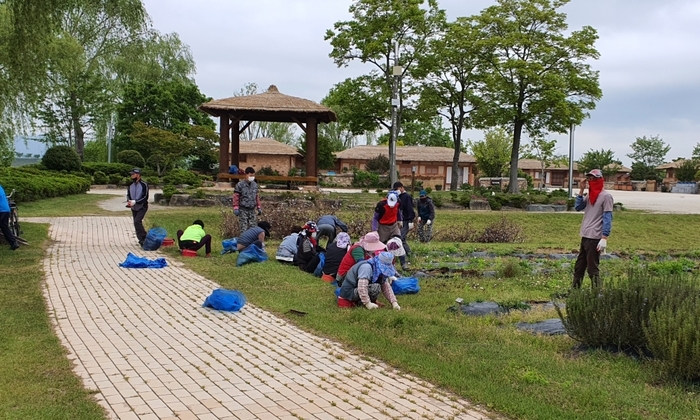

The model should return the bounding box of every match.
[398,221,403,228]
[233,209,240,216]
[128,200,135,206]
[426,219,432,225]
[365,302,379,310]
[408,222,414,230]
[417,217,422,224]
[257,207,262,216]
[392,302,401,311]
[597,238,607,253]
[387,276,397,284]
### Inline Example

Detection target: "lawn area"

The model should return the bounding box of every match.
[0,223,105,420]
[7,190,700,420]
[19,193,115,217]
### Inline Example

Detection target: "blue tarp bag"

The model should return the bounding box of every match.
[391,277,420,295]
[236,244,268,266]
[228,164,239,175]
[142,227,167,251]
[203,288,246,312]
[119,252,168,269]
[221,238,238,254]
[313,252,326,277]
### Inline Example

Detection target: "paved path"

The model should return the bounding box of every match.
[41,216,491,420]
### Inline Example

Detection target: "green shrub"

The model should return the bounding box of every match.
[425,187,432,195]
[162,185,178,203]
[432,194,444,208]
[162,169,202,187]
[366,154,389,174]
[0,167,91,202]
[82,162,133,177]
[192,189,206,199]
[506,194,529,208]
[352,170,379,188]
[488,197,502,211]
[256,166,280,176]
[108,174,122,185]
[42,145,82,172]
[458,194,471,208]
[646,293,700,380]
[93,171,109,185]
[117,150,146,168]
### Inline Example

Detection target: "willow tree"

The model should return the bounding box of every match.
[475,0,602,193]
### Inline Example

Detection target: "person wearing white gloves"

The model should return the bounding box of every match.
[338,251,401,310]
[392,181,415,270]
[126,168,149,246]
[416,190,435,243]
[572,169,613,289]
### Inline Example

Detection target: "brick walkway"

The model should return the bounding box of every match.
[41,216,492,420]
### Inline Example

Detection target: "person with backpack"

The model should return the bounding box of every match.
[233,167,262,233]
[416,190,435,243]
[177,220,212,258]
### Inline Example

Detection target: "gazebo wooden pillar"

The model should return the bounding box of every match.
[305,117,317,177]
[219,115,229,171]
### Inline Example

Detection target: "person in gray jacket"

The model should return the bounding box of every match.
[316,214,348,247]
[338,251,401,310]
[126,168,149,246]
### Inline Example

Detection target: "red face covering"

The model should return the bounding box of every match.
[588,178,604,205]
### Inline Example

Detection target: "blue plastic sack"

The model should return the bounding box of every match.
[228,164,239,175]
[119,252,168,269]
[221,238,238,254]
[313,252,326,277]
[236,244,268,266]
[142,227,167,251]
[203,288,246,312]
[391,277,420,295]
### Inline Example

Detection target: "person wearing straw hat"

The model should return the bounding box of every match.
[338,251,401,310]
[372,190,402,243]
[572,169,613,289]
[336,231,386,287]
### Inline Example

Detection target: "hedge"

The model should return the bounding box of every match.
[81,162,134,177]
[0,167,91,202]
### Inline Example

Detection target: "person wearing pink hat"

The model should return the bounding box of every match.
[338,251,401,310]
[335,231,385,286]
[572,169,613,288]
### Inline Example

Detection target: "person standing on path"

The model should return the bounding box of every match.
[233,167,262,234]
[177,220,213,258]
[316,214,348,247]
[126,168,149,246]
[416,190,435,243]
[0,184,19,250]
[572,169,613,289]
[392,182,414,270]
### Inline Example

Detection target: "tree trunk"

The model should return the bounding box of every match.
[508,120,524,194]
[451,119,463,191]
[70,92,84,159]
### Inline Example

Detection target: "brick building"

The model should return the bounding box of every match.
[234,137,302,175]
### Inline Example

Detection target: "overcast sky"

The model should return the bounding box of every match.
[138,0,700,167]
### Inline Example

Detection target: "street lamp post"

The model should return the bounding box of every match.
[567,123,575,197]
[389,41,402,187]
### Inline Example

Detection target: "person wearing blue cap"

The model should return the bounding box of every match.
[338,251,401,310]
[416,190,435,243]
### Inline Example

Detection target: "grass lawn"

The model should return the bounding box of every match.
[7,191,700,420]
[0,223,105,420]
[19,194,115,217]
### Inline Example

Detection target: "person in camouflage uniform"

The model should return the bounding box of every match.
[233,167,262,233]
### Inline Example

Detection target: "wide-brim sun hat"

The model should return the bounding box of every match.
[360,231,386,252]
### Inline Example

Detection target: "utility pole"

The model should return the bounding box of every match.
[107,115,114,163]
[567,123,575,197]
[389,41,402,187]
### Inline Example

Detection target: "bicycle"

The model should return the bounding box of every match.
[2,189,27,245]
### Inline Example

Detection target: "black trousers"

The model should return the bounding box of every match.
[573,237,601,288]
[132,205,148,244]
[0,212,18,247]
[177,230,212,254]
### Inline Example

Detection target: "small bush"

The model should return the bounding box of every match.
[0,167,91,202]
[163,169,202,187]
[424,187,432,195]
[162,185,178,203]
[93,171,109,185]
[82,162,133,177]
[434,221,478,242]
[108,174,122,185]
[488,198,502,211]
[42,145,82,172]
[432,194,444,208]
[476,217,523,243]
[257,166,281,176]
[117,150,146,168]
[365,154,390,174]
[352,170,380,188]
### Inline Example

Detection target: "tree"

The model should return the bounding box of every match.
[325,0,446,185]
[115,80,214,154]
[627,135,670,168]
[129,122,191,175]
[675,160,699,182]
[468,128,512,178]
[577,149,621,180]
[520,137,566,188]
[0,134,14,167]
[475,0,602,193]
[629,162,662,182]
[398,117,452,148]
[416,17,484,190]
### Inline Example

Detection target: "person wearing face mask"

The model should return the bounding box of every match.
[416,190,435,243]
[126,168,149,246]
[372,190,402,244]
[232,167,262,234]
[572,169,613,289]
[294,221,324,274]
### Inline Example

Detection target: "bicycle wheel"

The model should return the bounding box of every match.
[9,208,20,238]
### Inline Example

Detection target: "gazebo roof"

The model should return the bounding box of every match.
[199,85,337,123]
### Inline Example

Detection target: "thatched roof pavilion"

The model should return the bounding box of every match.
[199,85,337,180]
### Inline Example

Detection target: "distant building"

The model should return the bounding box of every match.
[518,159,632,188]
[232,137,302,175]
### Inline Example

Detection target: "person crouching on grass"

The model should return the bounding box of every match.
[338,251,401,310]
[177,220,212,258]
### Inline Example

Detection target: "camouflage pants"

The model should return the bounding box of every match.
[417,222,433,243]
[238,208,258,233]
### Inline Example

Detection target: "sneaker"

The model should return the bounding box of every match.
[10,243,19,251]
[401,264,409,271]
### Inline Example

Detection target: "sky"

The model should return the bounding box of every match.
[21,0,698,165]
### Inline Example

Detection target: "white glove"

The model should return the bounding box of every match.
[128,200,136,206]
[417,217,422,223]
[398,221,403,228]
[408,222,414,230]
[392,302,401,311]
[387,276,397,284]
[426,219,432,225]
[597,238,607,253]
[365,302,379,310]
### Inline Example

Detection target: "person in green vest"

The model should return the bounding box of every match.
[177,220,212,258]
